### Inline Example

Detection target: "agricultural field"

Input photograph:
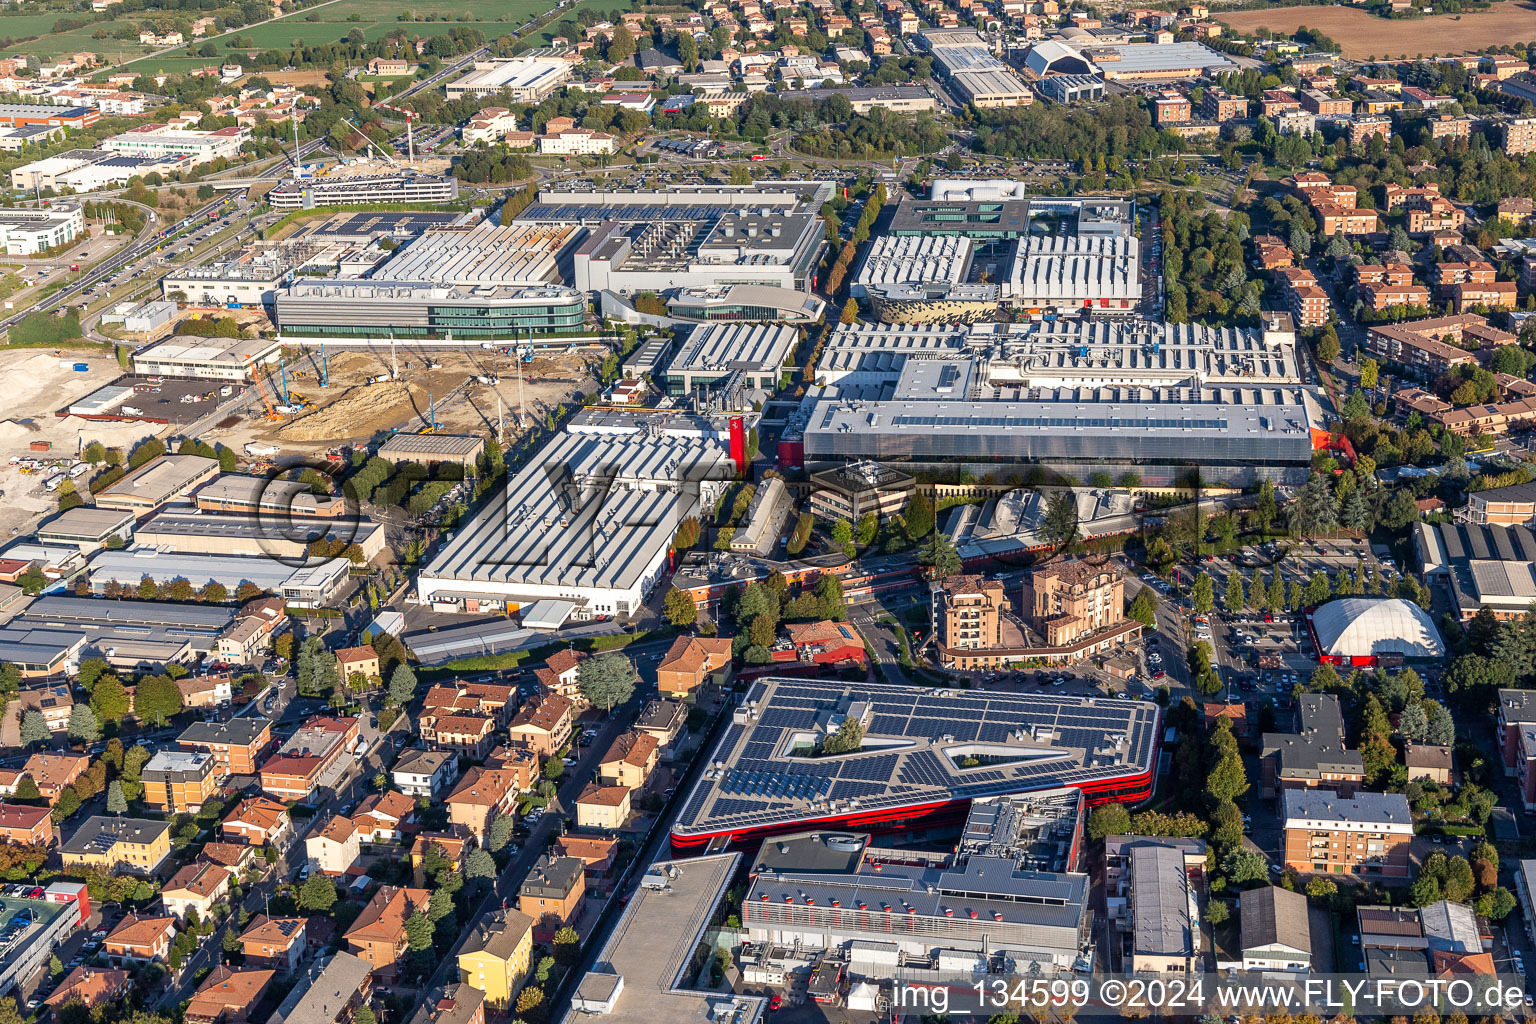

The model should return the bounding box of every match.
[1220,0,1536,58]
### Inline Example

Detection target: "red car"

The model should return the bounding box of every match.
[1151,670,1167,680]
[768,994,782,1012]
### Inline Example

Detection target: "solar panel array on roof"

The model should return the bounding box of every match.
[673,677,1157,840]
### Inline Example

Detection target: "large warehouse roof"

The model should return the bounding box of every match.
[1311,598,1444,660]
[671,677,1159,848]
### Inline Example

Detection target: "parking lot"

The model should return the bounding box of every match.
[65,374,249,426]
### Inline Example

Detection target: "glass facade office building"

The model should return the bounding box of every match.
[275,280,588,339]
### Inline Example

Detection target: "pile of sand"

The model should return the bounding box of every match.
[276,381,429,442]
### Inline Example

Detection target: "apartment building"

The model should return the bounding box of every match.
[61,817,173,875]
[1364,316,1498,377]
[23,752,88,805]
[574,784,632,830]
[345,886,431,974]
[162,862,231,920]
[1501,117,1536,156]
[177,718,272,777]
[1261,694,1365,799]
[505,693,574,757]
[1299,89,1350,116]
[1280,790,1413,877]
[1025,559,1125,647]
[519,855,586,936]
[1461,481,1536,527]
[104,915,177,964]
[141,750,218,813]
[457,909,535,1010]
[447,766,521,843]
[936,574,1006,655]
[655,635,733,699]
[305,815,361,876]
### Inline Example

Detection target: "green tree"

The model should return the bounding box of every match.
[387,663,417,707]
[1087,803,1130,840]
[1192,572,1214,615]
[820,716,863,755]
[52,786,80,822]
[1221,848,1267,883]
[465,849,496,881]
[133,674,183,726]
[1127,588,1157,627]
[403,910,434,951]
[13,776,39,802]
[67,704,99,744]
[299,874,337,913]
[1317,327,1340,366]
[106,781,127,814]
[1222,569,1245,614]
[553,925,581,965]
[578,652,638,711]
[663,588,697,628]
[839,297,858,324]
[488,811,514,852]
[18,711,48,748]
[1042,490,1079,549]
[1359,358,1379,390]
[919,529,962,576]
[904,489,935,539]
[428,886,455,923]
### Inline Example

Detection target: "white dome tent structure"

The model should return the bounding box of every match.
[1308,597,1444,667]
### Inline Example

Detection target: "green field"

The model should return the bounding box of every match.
[1,0,633,71]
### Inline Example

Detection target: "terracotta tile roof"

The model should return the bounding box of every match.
[355,790,415,823]
[200,842,256,867]
[600,731,658,769]
[224,796,287,833]
[44,967,128,1009]
[509,692,572,733]
[317,814,358,844]
[447,766,520,808]
[23,752,87,789]
[106,914,175,951]
[577,783,630,807]
[543,649,582,675]
[785,620,858,647]
[186,967,275,1021]
[240,915,306,948]
[658,635,732,676]
[0,803,50,830]
[165,861,230,899]
[345,885,429,944]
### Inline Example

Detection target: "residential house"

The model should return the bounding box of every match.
[421,712,496,759]
[505,693,573,758]
[44,968,130,1013]
[1406,743,1453,784]
[177,673,234,709]
[221,796,289,847]
[574,784,631,830]
[335,647,380,685]
[162,862,231,920]
[422,682,515,726]
[344,885,431,974]
[306,815,361,876]
[23,752,87,805]
[392,749,459,799]
[353,790,416,843]
[554,835,619,877]
[446,766,520,843]
[199,842,258,873]
[0,803,52,847]
[185,967,275,1024]
[655,635,733,698]
[239,916,307,971]
[780,620,866,666]
[456,908,535,1009]
[532,649,583,702]
[104,914,177,964]
[597,732,659,789]
[215,597,285,663]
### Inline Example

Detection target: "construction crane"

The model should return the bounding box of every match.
[337,117,396,165]
[252,369,282,421]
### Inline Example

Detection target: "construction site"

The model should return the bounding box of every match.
[204,341,602,455]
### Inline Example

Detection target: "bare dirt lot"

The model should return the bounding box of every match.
[202,346,599,454]
[0,349,166,537]
[1220,1,1536,57]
